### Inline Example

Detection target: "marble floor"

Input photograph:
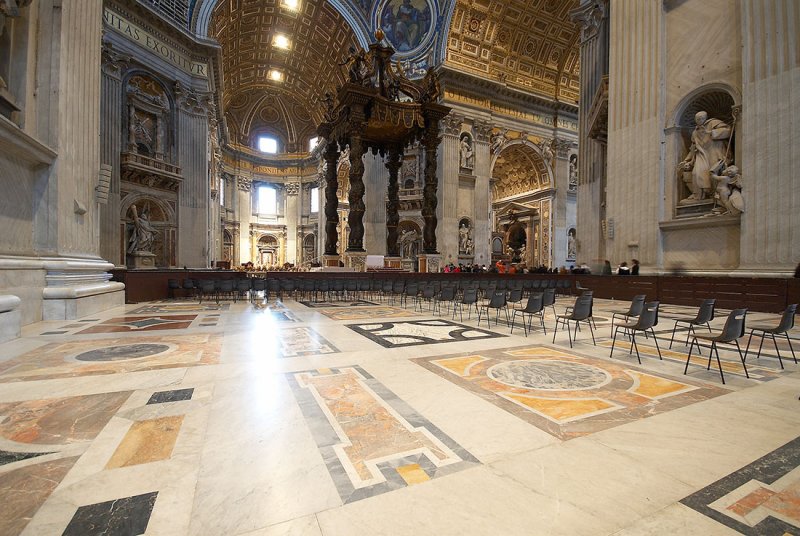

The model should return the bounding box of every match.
[1,292,799,535]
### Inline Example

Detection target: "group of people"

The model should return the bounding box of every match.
[602,259,640,275]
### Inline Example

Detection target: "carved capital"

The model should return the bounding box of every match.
[174,81,213,115]
[285,182,300,196]
[473,120,493,142]
[552,138,573,159]
[570,0,608,43]
[441,115,462,136]
[237,177,252,192]
[0,0,31,17]
[101,43,128,79]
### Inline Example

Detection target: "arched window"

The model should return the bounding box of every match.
[258,185,277,214]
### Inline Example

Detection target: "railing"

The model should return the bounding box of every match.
[121,152,182,177]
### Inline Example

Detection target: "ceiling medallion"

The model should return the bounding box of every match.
[375,0,436,58]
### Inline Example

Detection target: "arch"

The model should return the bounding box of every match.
[490,140,552,200]
[120,194,177,268]
[669,83,741,129]
[258,233,279,247]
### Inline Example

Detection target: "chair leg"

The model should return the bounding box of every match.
[684,339,695,375]
[744,329,755,360]
[511,310,518,334]
[567,320,574,348]
[786,332,797,363]
[771,334,785,369]
[631,332,641,363]
[713,342,726,384]
[735,340,749,379]
[552,317,560,343]
[669,321,679,349]
[540,313,546,336]
[756,333,766,360]
[651,328,662,360]
[610,327,619,357]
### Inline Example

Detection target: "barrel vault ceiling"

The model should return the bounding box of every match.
[207,0,581,153]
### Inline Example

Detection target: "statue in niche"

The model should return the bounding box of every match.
[459,134,474,169]
[567,228,577,260]
[679,111,732,203]
[458,222,472,254]
[568,154,578,191]
[399,229,419,258]
[128,204,156,254]
[710,165,744,215]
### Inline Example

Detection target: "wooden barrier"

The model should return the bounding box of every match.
[113,268,798,314]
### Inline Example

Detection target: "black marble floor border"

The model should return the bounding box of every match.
[346,319,506,348]
[680,435,800,534]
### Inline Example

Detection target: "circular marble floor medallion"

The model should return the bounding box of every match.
[487,360,611,391]
[75,344,170,362]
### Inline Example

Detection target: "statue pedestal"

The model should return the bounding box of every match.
[676,199,715,218]
[128,251,156,269]
[458,255,474,265]
[322,254,341,267]
[344,251,367,272]
[417,254,441,273]
[384,256,402,269]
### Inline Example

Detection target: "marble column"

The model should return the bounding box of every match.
[323,142,340,255]
[738,0,800,272]
[472,121,492,266]
[422,120,442,253]
[385,145,402,256]
[285,181,300,264]
[571,0,610,264]
[236,177,252,265]
[551,139,572,268]
[347,134,366,251]
[438,115,461,263]
[99,46,124,266]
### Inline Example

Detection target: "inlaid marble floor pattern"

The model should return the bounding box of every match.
[1,295,798,535]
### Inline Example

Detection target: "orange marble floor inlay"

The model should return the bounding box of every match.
[0,334,221,382]
[414,345,727,440]
[106,415,185,469]
[287,365,479,503]
[78,315,196,334]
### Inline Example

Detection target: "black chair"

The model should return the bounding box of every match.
[610,301,661,363]
[542,287,557,319]
[744,303,797,369]
[506,288,524,311]
[391,280,405,305]
[433,286,456,316]
[416,283,436,311]
[401,282,419,308]
[684,308,749,385]
[452,287,479,322]
[609,295,646,336]
[181,278,196,299]
[217,279,235,302]
[267,278,281,300]
[198,279,216,304]
[564,290,597,329]
[251,278,266,302]
[235,278,251,302]
[345,279,359,300]
[511,293,546,336]
[168,278,180,299]
[477,290,509,329]
[553,294,595,348]
[669,299,716,349]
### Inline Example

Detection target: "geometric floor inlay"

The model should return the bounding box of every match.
[286,365,480,503]
[316,306,419,321]
[77,315,197,334]
[62,491,159,536]
[347,319,505,348]
[279,327,339,358]
[147,388,195,405]
[413,346,727,440]
[681,435,800,535]
[130,303,230,314]
[299,300,380,308]
[0,334,221,382]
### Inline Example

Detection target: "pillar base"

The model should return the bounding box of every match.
[417,254,442,273]
[384,256,402,269]
[344,252,367,272]
[322,254,341,267]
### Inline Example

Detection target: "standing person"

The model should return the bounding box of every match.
[617,262,630,275]
[630,259,640,275]
[602,260,612,275]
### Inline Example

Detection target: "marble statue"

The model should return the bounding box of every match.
[399,229,419,258]
[341,47,372,86]
[490,129,507,154]
[567,228,577,260]
[459,134,474,169]
[710,165,744,215]
[680,111,732,203]
[128,204,155,254]
[458,223,471,254]
[464,237,474,255]
[568,154,578,191]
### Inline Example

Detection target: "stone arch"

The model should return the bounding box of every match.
[257,233,280,267]
[490,141,552,201]
[303,233,317,264]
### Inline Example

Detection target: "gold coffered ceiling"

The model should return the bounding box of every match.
[211,0,358,151]
[492,144,550,200]
[446,0,580,103]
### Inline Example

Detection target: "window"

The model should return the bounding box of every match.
[258,185,277,214]
[308,136,319,152]
[219,178,225,206]
[311,187,319,213]
[257,136,278,154]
